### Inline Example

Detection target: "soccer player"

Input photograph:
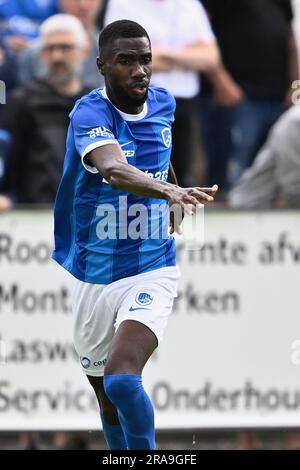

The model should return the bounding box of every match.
[52,20,218,450]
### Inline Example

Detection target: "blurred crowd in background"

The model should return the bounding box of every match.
[0,0,300,451]
[0,0,299,211]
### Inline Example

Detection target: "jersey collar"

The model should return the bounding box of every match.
[100,87,148,121]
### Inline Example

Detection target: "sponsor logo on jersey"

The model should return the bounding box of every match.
[144,170,168,182]
[93,358,107,367]
[123,150,135,158]
[88,126,114,139]
[120,140,135,158]
[161,127,172,148]
[102,169,168,185]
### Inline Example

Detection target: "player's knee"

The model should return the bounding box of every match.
[104,355,139,376]
[103,374,142,406]
[103,375,126,403]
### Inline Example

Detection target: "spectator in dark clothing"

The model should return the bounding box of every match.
[0,14,91,210]
[200,0,298,194]
[0,38,18,95]
[0,37,24,205]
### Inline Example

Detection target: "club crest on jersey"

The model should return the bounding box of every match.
[161,127,172,148]
[135,292,153,306]
[80,356,91,369]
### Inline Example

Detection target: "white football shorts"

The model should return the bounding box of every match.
[72,266,180,377]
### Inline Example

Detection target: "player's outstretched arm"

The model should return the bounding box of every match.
[87,143,218,206]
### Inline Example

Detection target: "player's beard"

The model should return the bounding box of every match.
[130,87,149,107]
[112,82,149,108]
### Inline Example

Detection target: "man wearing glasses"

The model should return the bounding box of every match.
[0,14,91,208]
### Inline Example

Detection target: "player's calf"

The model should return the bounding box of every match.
[86,375,127,450]
[103,320,157,450]
[104,374,155,450]
[87,375,119,424]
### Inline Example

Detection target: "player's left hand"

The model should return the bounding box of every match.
[169,185,218,234]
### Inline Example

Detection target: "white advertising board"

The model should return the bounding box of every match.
[0,210,299,430]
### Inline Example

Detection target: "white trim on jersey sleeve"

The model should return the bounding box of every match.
[81,139,118,173]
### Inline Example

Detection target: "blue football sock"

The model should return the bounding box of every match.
[104,374,155,450]
[100,411,127,450]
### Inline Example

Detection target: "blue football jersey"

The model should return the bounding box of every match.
[52,86,177,284]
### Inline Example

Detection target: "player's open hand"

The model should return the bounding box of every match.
[168,184,218,234]
[168,184,218,209]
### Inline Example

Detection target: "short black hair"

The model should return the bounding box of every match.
[99,20,151,59]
